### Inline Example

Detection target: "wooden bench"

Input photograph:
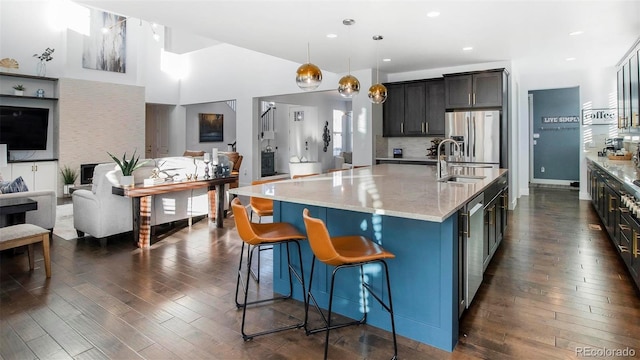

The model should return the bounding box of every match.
[0,224,51,277]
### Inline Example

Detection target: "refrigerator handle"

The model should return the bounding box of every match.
[468,113,476,162]
[467,114,472,161]
[471,114,476,162]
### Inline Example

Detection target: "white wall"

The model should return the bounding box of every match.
[265,93,351,174]
[180,43,345,185]
[184,102,237,153]
[517,66,617,200]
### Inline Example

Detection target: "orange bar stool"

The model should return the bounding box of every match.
[302,209,398,360]
[249,179,279,282]
[249,179,275,223]
[231,198,307,340]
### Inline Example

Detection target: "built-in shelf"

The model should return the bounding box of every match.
[0,94,58,100]
[0,71,58,81]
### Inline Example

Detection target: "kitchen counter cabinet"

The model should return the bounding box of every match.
[231,164,507,351]
[482,174,508,270]
[586,154,640,290]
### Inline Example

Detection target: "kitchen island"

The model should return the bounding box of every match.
[230,164,507,351]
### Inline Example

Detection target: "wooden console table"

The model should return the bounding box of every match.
[112,176,237,248]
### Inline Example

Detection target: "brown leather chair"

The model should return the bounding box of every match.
[231,198,307,340]
[302,208,397,360]
[183,150,205,157]
[221,152,242,189]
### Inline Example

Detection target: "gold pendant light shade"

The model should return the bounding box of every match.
[296,42,322,91]
[368,83,388,104]
[369,35,386,104]
[338,74,360,98]
[296,63,323,91]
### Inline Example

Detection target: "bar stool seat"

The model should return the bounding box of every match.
[231,198,307,341]
[302,209,398,360]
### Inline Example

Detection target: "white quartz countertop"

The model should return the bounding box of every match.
[585,153,640,195]
[230,164,508,222]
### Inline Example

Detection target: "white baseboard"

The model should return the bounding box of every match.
[578,191,591,201]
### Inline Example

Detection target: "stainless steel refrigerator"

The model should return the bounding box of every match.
[444,110,501,166]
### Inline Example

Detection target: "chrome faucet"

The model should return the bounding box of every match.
[437,139,460,180]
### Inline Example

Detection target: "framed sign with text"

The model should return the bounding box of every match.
[582,108,617,125]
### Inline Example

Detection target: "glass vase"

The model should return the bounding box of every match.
[36,60,46,77]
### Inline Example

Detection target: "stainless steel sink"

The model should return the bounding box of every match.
[438,175,486,183]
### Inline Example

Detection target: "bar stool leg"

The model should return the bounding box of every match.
[303,256,316,330]
[324,269,338,360]
[235,242,248,308]
[381,260,398,359]
[236,240,306,341]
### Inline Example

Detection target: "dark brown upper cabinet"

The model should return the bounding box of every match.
[382,78,445,137]
[444,70,504,109]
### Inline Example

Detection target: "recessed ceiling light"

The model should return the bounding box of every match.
[382,58,391,62]
[566,57,576,61]
[569,30,583,36]
[327,33,337,38]
[463,47,473,51]
[427,11,440,18]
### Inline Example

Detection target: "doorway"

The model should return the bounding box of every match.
[529,87,580,185]
[145,104,171,159]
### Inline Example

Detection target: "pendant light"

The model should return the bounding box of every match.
[338,19,360,98]
[296,43,323,91]
[368,35,387,104]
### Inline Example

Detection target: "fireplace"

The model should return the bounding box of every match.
[80,163,99,184]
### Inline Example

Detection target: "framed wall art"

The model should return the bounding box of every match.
[199,113,224,142]
[83,9,127,73]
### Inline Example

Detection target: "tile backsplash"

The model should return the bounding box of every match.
[376,136,442,158]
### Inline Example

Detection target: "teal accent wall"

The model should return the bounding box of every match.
[530,87,580,181]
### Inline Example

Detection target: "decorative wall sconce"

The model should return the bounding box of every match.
[322,121,331,152]
[296,43,322,91]
[368,35,387,104]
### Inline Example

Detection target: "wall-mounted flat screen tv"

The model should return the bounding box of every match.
[0,105,49,150]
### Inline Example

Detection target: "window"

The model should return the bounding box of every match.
[332,110,352,157]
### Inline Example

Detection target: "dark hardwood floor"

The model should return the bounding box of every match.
[2,188,639,359]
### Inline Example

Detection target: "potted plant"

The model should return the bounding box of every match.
[108,150,149,187]
[12,84,25,96]
[33,47,54,76]
[60,165,78,196]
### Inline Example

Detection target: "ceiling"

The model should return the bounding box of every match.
[75,1,640,75]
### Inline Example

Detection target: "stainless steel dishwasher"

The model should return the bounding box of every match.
[458,193,484,317]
